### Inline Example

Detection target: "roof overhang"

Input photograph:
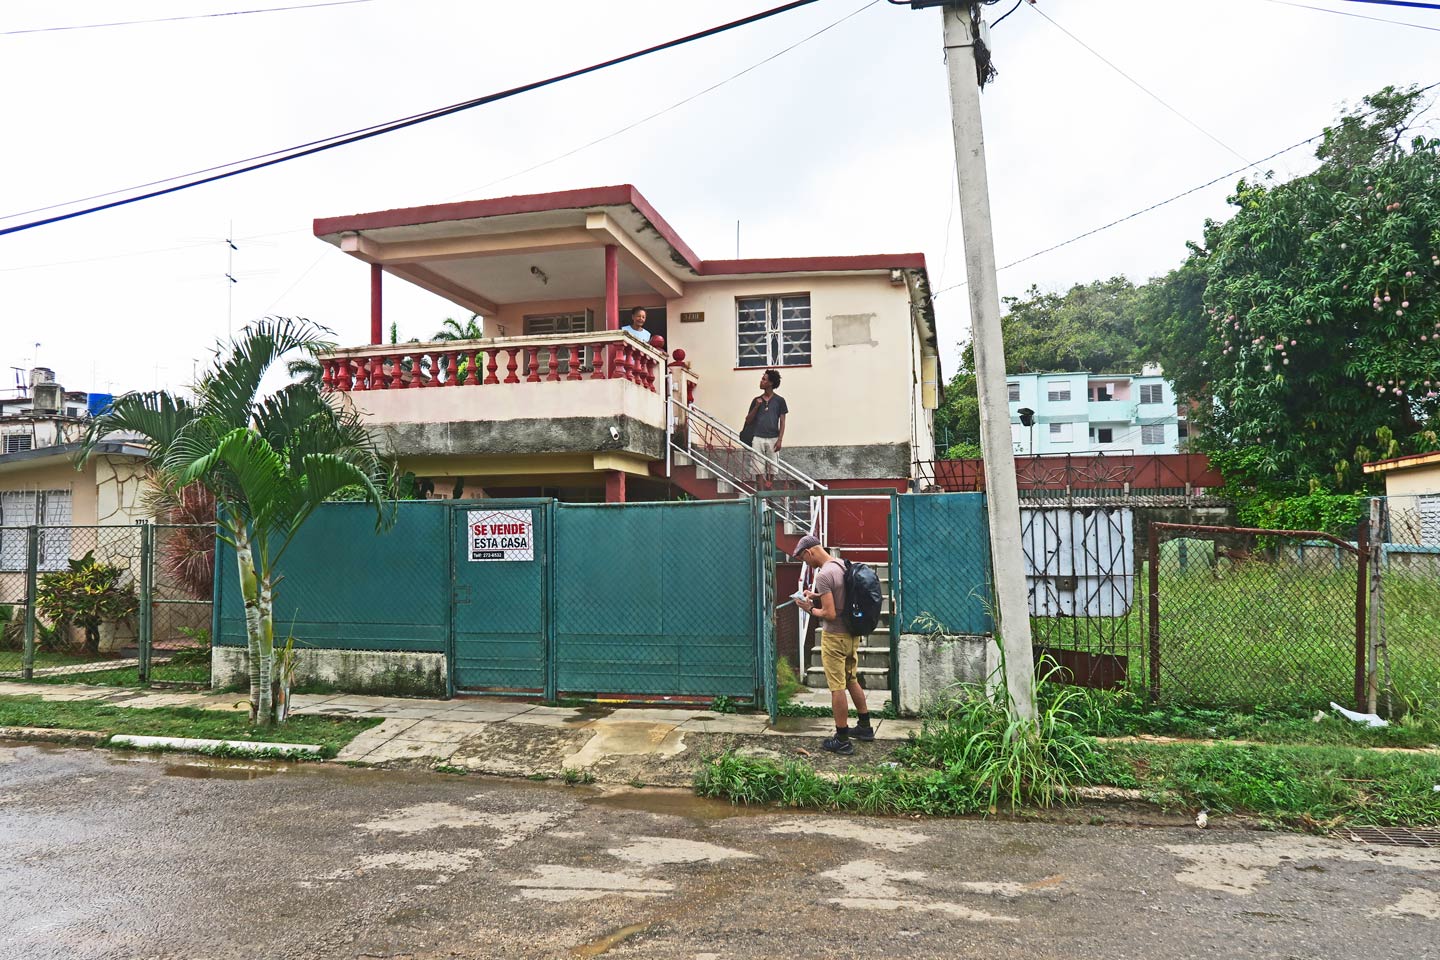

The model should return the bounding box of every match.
[0,441,149,477]
[1363,450,1440,474]
[315,185,929,314]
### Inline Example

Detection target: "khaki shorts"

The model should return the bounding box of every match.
[820,630,859,692]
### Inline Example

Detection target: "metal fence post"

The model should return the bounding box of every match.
[888,490,902,710]
[544,499,558,703]
[1147,524,1161,702]
[138,522,154,684]
[22,525,38,681]
[1355,515,1370,713]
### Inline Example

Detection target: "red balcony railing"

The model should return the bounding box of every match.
[318,331,665,394]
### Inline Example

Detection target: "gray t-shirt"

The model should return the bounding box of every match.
[812,559,847,635]
[749,394,788,439]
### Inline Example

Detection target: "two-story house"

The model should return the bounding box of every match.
[1005,364,1188,456]
[313,185,941,529]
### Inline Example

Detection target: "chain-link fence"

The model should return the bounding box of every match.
[1366,497,1440,717]
[0,523,214,688]
[1148,523,1366,707]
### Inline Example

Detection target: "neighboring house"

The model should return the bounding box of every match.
[0,368,149,572]
[1363,451,1440,546]
[312,184,941,505]
[1006,364,1189,455]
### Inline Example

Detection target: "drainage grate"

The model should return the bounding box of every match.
[1344,826,1440,848]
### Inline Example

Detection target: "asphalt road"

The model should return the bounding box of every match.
[1,742,1436,960]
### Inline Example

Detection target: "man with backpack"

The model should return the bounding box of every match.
[794,533,874,755]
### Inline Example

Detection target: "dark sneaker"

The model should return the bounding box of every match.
[821,736,855,755]
[850,724,876,742]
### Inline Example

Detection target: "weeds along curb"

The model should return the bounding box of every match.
[108,734,324,759]
[0,726,108,745]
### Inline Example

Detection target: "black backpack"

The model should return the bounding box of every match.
[841,560,883,637]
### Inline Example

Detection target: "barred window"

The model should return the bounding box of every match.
[1141,424,1165,445]
[3,433,33,454]
[737,295,811,368]
[1007,382,1020,402]
[1139,383,1164,404]
[0,489,71,571]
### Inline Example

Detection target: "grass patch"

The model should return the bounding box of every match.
[0,694,380,759]
[1066,689,1440,749]
[1095,741,1440,829]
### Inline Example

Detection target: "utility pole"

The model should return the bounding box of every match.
[920,0,1036,721]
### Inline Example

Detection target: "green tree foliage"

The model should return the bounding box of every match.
[1164,85,1440,489]
[963,277,1146,375]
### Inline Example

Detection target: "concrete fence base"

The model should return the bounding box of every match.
[895,633,997,717]
[212,647,447,698]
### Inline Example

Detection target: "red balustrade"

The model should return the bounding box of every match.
[320,338,666,395]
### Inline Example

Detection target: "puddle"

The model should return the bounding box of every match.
[162,760,288,781]
[585,787,795,821]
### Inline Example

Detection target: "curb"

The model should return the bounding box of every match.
[0,726,108,745]
[109,734,324,757]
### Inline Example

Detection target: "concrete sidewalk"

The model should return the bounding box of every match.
[0,681,918,785]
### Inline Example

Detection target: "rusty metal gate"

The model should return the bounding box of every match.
[1147,522,1368,708]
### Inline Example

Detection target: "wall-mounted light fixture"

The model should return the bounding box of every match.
[530,265,549,285]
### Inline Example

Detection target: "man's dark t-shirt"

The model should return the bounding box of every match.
[751,395,788,439]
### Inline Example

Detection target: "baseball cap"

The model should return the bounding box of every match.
[793,534,822,558]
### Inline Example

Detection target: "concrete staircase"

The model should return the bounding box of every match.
[803,560,893,691]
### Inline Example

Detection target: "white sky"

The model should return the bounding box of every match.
[1,0,1436,397]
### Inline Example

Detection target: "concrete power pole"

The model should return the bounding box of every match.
[936,1,1036,721]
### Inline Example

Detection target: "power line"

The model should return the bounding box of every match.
[1260,0,1440,32]
[0,0,826,239]
[446,0,879,200]
[1336,0,1440,9]
[0,0,377,36]
[1028,4,1251,165]
[931,78,1440,299]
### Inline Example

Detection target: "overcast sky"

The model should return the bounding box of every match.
[1,0,1436,397]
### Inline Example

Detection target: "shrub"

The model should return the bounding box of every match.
[35,552,139,657]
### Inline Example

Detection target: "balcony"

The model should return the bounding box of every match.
[1086,400,1135,422]
[319,331,679,473]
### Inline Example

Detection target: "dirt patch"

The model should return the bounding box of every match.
[447,721,594,778]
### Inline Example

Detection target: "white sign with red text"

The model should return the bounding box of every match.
[467,509,534,562]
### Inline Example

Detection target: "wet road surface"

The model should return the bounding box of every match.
[1,742,1436,959]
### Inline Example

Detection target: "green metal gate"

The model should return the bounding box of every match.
[450,500,551,695]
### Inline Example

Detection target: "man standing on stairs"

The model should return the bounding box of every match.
[745,369,787,490]
[794,534,874,755]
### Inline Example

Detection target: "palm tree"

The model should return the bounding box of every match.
[432,314,484,383]
[433,314,483,342]
[79,318,393,725]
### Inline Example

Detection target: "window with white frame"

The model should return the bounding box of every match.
[1049,422,1073,442]
[1139,383,1164,404]
[3,433,33,455]
[1007,382,1020,402]
[1141,424,1165,445]
[1046,382,1071,402]
[737,294,811,368]
[1090,426,1114,444]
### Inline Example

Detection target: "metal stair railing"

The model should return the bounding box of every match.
[665,390,830,661]
[669,401,827,539]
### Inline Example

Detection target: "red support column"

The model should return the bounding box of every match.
[605,470,626,504]
[370,264,383,345]
[603,244,619,330]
